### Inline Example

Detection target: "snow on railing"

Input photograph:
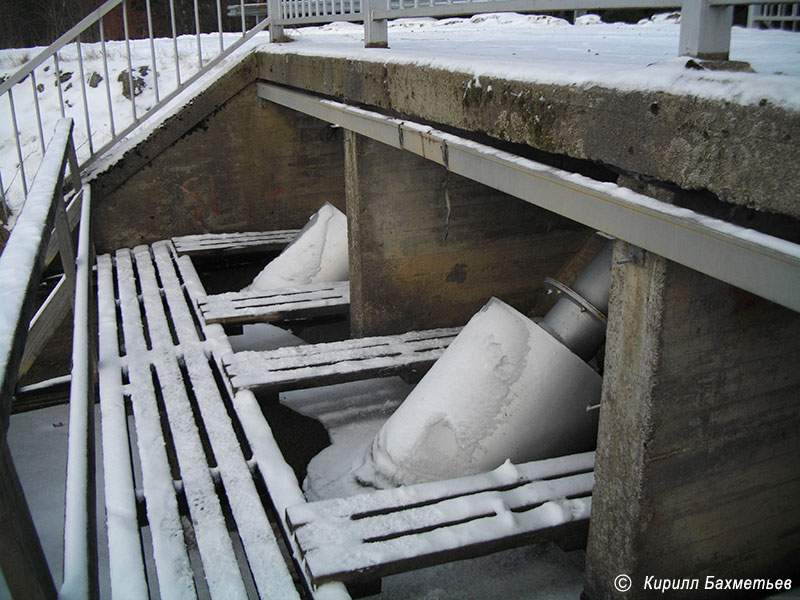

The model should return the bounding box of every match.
[0,0,272,223]
[0,118,99,599]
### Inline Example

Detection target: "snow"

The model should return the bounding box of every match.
[2,13,800,224]
[245,202,349,291]
[352,298,602,488]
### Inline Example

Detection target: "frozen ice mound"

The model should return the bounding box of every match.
[244,202,348,291]
[353,298,602,488]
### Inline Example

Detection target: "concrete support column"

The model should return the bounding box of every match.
[268,0,285,42]
[364,0,388,48]
[344,130,591,337]
[679,0,733,60]
[584,241,800,599]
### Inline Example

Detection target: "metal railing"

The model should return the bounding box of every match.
[0,0,272,224]
[748,1,800,28]
[0,118,98,599]
[230,0,800,50]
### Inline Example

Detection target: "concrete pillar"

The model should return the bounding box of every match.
[679,0,733,60]
[344,130,592,337]
[364,0,388,49]
[584,240,800,599]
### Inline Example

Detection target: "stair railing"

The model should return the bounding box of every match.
[0,118,98,599]
[0,0,271,222]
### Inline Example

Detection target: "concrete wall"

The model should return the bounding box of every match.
[584,240,800,598]
[92,76,346,252]
[257,53,800,220]
[345,130,592,337]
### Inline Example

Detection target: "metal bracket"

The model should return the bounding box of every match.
[544,277,607,323]
[616,244,644,267]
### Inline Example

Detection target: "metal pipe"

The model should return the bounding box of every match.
[194,0,203,68]
[122,0,137,122]
[146,0,160,102]
[54,53,66,118]
[30,72,46,156]
[169,0,181,86]
[240,0,247,33]
[99,19,116,138]
[75,36,94,155]
[8,88,28,198]
[539,239,613,360]
[216,0,225,52]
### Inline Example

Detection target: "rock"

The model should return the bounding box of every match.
[88,72,103,88]
[117,68,147,99]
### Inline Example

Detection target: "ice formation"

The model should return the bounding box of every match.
[244,202,348,291]
[353,298,602,488]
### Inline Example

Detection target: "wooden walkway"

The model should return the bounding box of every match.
[94,234,595,599]
[223,327,460,393]
[97,241,301,599]
[198,281,350,327]
[172,230,299,256]
[287,452,594,586]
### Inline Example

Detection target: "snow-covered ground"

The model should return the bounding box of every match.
[3,10,800,598]
[1,12,800,223]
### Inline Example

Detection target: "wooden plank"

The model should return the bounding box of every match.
[198,281,350,326]
[96,254,149,599]
[224,327,460,393]
[172,230,300,256]
[287,452,595,527]
[114,249,198,600]
[18,275,72,379]
[286,455,594,585]
[151,241,301,600]
[131,245,248,600]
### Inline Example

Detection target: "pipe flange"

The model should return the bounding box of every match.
[543,277,607,324]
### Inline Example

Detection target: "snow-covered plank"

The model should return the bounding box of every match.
[98,255,148,599]
[151,241,301,600]
[172,250,353,600]
[286,455,594,586]
[288,452,595,526]
[112,249,197,599]
[172,229,300,256]
[224,327,460,393]
[130,245,248,600]
[198,281,350,326]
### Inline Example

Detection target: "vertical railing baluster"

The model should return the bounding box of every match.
[170,0,182,86]
[30,72,46,157]
[122,0,137,122]
[99,18,116,139]
[76,36,94,156]
[217,0,224,52]
[0,170,8,223]
[240,0,246,34]
[8,89,28,198]
[195,0,203,68]
[54,53,66,118]
[146,0,160,102]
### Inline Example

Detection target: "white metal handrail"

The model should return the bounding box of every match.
[0,0,271,222]
[0,118,99,598]
[747,1,800,29]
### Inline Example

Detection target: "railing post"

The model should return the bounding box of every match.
[268,0,286,42]
[679,0,733,60]
[364,0,388,47]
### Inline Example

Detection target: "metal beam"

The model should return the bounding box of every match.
[257,82,800,314]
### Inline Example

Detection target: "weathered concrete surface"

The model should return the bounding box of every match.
[91,57,346,252]
[257,53,800,220]
[346,130,592,337]
[584,240,800,598]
